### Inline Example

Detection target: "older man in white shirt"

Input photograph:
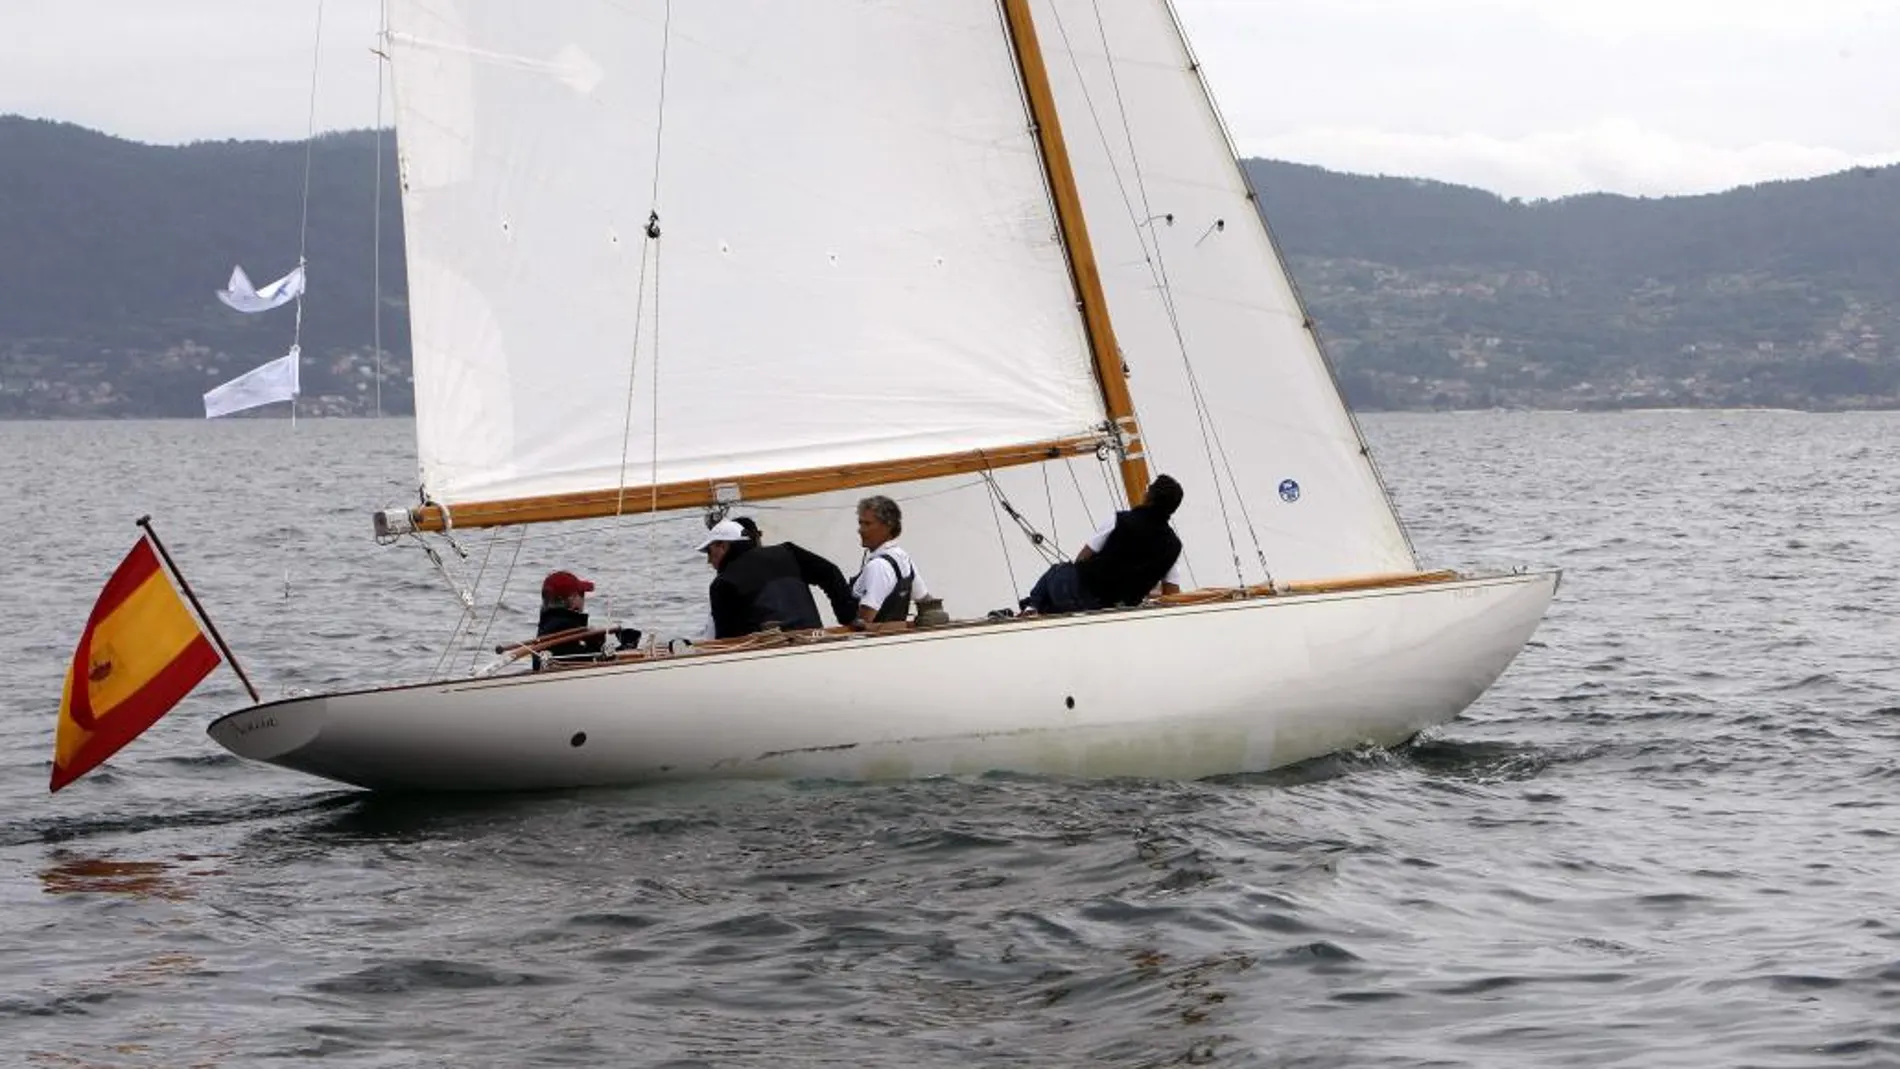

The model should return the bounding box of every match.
[850,494,930,629]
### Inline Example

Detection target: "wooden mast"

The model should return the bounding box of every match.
[998,0,1151,507]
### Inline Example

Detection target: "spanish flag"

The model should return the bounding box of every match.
[51,537,222,792]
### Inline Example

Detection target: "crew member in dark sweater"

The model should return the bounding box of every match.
[697,519,856,638]
[1022,474,1185,614]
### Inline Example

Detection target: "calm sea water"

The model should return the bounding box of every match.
[2,412,1898,1068]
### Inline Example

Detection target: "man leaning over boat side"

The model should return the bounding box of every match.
[698,519,857,638]
[1022,474,1186,614]
[849,494,929,630]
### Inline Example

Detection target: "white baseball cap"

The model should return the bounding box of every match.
[695,518,748,552]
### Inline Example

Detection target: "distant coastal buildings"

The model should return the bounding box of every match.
[2,119,1895,416]
[0,338,408,418]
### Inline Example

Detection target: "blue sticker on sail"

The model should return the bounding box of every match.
[1278,479,1301,503]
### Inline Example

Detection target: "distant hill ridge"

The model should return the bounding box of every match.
[3,115,1897,414]
[1246,156,1900,408]
[1250,156,1900,281]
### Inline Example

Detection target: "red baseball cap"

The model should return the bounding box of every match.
[541,570,595,599]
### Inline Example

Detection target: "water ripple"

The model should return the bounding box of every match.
[4,414,1900,1066]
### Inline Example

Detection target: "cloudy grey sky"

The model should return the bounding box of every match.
[2,0,1894,200]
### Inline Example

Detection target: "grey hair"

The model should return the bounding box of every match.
[857,494,902,537]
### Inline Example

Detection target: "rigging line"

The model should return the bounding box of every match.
[292,0,327,357]
[1179,346,1253,582]
[422,539,477,680]
[1041,463,1060,556]
[1078,0,1255,586]
[1064,456,1097,531]
[371,0,388,418]
[983,470,1063,566]
[614,0,673,598]
[1096,447,1126,511]
[1047,4,1159,272]
[468,529,527,675]
[277,0,330,600]
[613,234,657,521]
[635,224,665,629]
[431,611,471,681]
[976,455,1022,601]
[442,528,502,677]
[1190,366,1272,576]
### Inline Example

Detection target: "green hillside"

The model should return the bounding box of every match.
[3,115,1896,415]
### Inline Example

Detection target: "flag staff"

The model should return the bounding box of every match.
[135,515,261,704]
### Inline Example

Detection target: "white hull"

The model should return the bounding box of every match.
[207,571,1557,792]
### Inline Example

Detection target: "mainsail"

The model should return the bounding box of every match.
[385,1,1120,519]
[382,0,1421,604]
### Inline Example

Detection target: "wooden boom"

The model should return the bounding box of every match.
[375,432,1113,535]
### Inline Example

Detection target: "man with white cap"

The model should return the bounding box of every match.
[697,519,855,639]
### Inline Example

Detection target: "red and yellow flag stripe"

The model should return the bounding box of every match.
[51,538,221,792]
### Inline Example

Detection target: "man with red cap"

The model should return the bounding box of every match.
[537,570,607,660]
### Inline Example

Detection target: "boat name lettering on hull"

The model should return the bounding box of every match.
[231,715,279,737]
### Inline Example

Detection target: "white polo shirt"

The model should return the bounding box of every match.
[853,543,930,612]
[1085,518,1185,587]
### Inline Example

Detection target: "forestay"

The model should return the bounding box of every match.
[386,1,1108,511]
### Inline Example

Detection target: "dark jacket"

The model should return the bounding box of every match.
[1075,507,1183,607]
[537,605,605,659]
[709,541,855,639]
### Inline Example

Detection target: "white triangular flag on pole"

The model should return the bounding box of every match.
[204,346,301,418]
[217,264,305,314]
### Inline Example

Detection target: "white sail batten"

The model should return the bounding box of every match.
[1033,0,1416,582]
[386,1,1107,510]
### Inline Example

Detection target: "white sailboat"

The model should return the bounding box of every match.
[207,0,1558,792]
